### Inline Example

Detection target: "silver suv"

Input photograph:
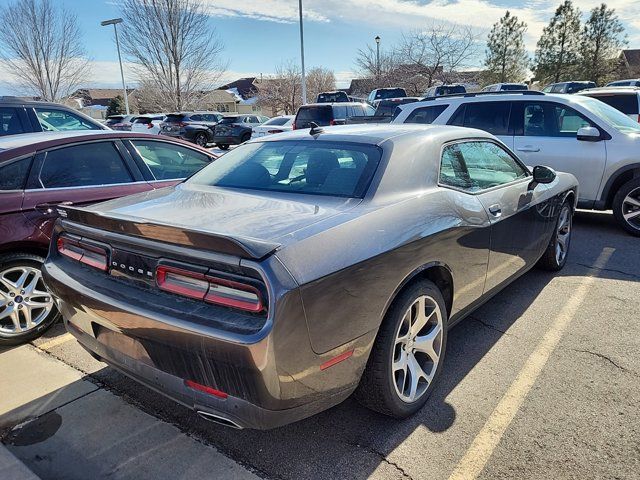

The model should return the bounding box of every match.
[392,91,640,235]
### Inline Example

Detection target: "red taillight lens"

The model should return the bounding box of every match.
[146,122,153,129]
[57,236,108,271]
[291,122,296,130]
[184,380,228,399]
[156,265,264,313]
[267,129,284,134]
[329,119,336,126]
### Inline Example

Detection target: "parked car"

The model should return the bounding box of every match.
[481,83,528,92]
[576,87,640,121]
[212,114,269,150]
[423,84,466,98]
[392,90,640,235]
[105,114,139,131]
[345,98,420,124]
[160,111,223,147]
[367,88,407,104]
[293,103,374,129]
[251,115,294,139]
[606,79,640,87]
[542,81,596,94]
[131,114,166,135]
[316,91,350,103]
[43,124,577,429]
[0,131,217,345]
[1,96,106,136]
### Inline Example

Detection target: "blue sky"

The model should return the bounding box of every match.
[2,0,639,94]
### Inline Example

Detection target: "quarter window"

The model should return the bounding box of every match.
[404,105,448,124]
[440,141,527,192]
[0,157,32,190]
[39,142,133,188]
[461,102,511,135]
[35,108,100,132]
[0,108,26,136]
[130,140,211,180]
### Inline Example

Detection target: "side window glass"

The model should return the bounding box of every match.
[552,104,593,136]
[440,144,472,190]
[39,142,133,188]
[190,114,202,121]
[458,141,527,190]
[131,140,211,180]
[0,157,32,190]
[35,108,99,132]
[523,103,549,136]
[447,105,465,127]
[405,105,448,124]
[463,102,511,135]
[0,108,26,136]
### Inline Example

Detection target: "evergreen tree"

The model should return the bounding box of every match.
[534,1,582,83]
[484,11,529,84]
[580,3,626,85]
[106,95,126,117]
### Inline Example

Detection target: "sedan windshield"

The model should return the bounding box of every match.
[574,96,640,134]
[187,141,382,198]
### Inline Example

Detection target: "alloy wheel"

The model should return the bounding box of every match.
[555,204,572,264]
[195,134,207,147]
[0,266,54,335]
[391,295,443,403]
[621,187,640,232]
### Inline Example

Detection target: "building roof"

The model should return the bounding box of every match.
[216,78,257,100]
[621,49,640,68]
[69,88,135,107]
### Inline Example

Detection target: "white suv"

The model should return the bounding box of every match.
[392,91,640,235]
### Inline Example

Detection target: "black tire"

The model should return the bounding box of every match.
[354,280,448,418]
[240,133,251,143]
[0,253,60,346]
[217,144,229,150]
[537,200,573,271]
[194,132,208,147]
[612,177,640,236]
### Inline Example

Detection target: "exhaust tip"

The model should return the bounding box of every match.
[197,411,243,429]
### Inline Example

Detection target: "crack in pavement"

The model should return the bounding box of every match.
[574,262,640,281]
[342,440,414,479]
[571,349,639,377]
[469,315,516,338]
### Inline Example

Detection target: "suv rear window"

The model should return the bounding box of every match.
[317,92,349,103]
[165,114,187,123]
[438,85,466,96]
[588,94,639,115]
[219,117,241,124]
[405,105,448,124]
[295,106,333,128]
[375,88,407,100]
[187,141,382,198]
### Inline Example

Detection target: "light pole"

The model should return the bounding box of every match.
[298,0,307,105]
[100,18,129,115]
[375,35,381,80]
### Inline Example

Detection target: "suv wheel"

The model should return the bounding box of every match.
[217,144,229,150]
[613,178,640,236]
[354,280,447,418]
[194,132,208,147]
[0,253,60,346]
[241,133,251,143]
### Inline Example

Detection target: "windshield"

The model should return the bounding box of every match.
[574,96,640,134]
[187,140,382,198]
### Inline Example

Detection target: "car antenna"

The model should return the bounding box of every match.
[309,122,324,136]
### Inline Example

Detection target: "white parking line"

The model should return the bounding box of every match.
[448,247,615,480]
[36,332,74,351]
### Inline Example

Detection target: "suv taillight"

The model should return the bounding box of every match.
[156,265,264,313]
[329,119,336,126]
[57,236,108,271]
[292,122,296,130]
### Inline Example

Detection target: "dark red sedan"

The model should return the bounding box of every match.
[0,131,217,345]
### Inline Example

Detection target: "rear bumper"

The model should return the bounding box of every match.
[213,135,242,145]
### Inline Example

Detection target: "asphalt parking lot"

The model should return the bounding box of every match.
[1,210,639,480]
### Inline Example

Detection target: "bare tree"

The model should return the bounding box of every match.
[397,24,479,87]
[119,0,227,111]
[255,62,302,115]
[0,0,90,102]
[354,44,401,92]
[306,67,336,102]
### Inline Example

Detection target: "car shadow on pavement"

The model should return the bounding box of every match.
[8,210,638,480]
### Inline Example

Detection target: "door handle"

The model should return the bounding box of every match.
[35,201,73,214]
[516,145,540,152]
[488,204,502,217]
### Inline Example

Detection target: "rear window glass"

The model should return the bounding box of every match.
[187,141,382,198]
[588,94,639,115]
[219,117,240,124]
[165,114,186,122]
[295,106,333,127]
[375,88,407,100]
[405,105,448,124]
[438,85,466,96]
[501,84,527,91]
[317,92,349,103]
[264,117,291,126]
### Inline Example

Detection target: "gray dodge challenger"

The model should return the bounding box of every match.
[43,124,577,429]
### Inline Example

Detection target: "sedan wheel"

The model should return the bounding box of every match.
[537,200,573,271]
[194,133,208,147]
[0,254,59,345]
[392,295,443,403]
[613,179,640,236]
[355,280,447,418]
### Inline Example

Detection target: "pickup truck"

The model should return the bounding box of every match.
[346,97,420,124]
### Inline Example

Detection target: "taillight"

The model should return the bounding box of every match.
[292,122,296,130]
[146,122,153,129]
[57,236,108,271]
[329,119,336,126]
[156,265,264,313]
[267,129,284,134]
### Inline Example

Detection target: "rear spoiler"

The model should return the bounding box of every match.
[56,205,280,260]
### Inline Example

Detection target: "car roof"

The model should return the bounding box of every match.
[577,86,640,95]
[299,102,366,108]
[0,130,213,162]
[0,96,77,108]
[252,123,494,146]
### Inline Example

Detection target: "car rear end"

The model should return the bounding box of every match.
[105,115,132,131]
[293,104,350,129]
[131,115,164,134]
[159,113,190,139]
[213,116,249,146]
[579,89,640,122]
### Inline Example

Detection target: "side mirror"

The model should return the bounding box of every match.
[532,165,556,184]
[577,126,601,142]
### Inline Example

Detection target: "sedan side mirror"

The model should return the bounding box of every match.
[532,165,556,184]
[577,126,601,142]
